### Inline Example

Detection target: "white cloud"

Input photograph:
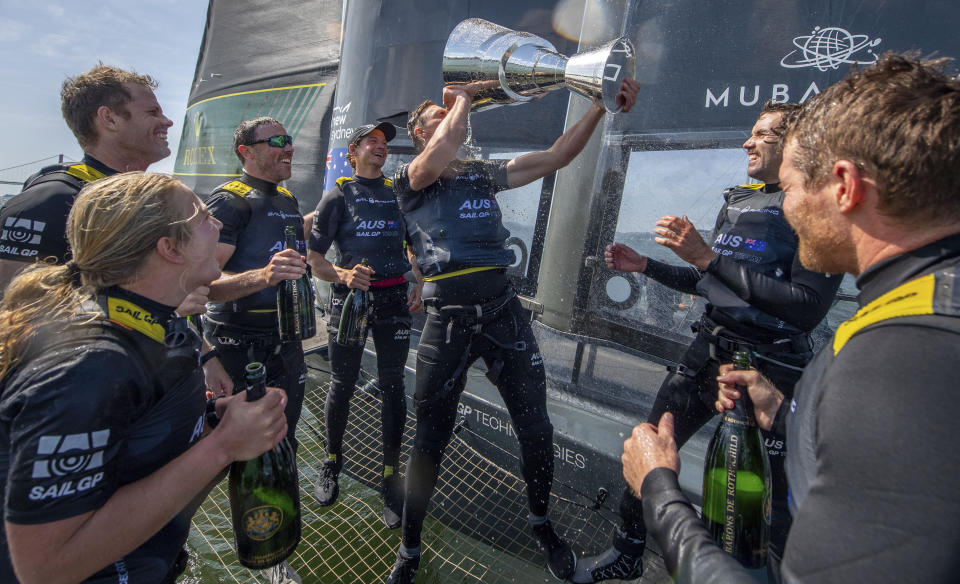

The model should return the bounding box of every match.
[28,32,72,58]
[0,19,29,43]
[43,4,65,18]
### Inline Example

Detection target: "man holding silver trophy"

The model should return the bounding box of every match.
[384,18,640,584]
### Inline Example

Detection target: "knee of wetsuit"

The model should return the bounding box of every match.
[377,364,407,391]
[412,429,451,466]
[327,376,359,399]
[514,416,553,446]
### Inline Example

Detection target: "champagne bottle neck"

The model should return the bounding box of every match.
[245,363,267,401]
[724,387,756,426]
[726,352,754,425]
[246,379,266,401]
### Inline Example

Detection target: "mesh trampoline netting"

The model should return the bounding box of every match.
[180,340,663,584]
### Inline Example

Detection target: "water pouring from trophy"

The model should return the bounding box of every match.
[443,18,636,113]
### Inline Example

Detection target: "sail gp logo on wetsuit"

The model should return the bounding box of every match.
[715,233,766,249]
[356,219,400,230]
[0,217,45,257]
[28,430,109,501]
[713,233,767,262]
[355,219,400,237]
[459,198,497,219]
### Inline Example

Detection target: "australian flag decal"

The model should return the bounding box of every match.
[324,147,351,190]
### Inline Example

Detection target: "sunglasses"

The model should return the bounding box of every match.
[249,134,294,148]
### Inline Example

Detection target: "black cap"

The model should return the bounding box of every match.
[348,121,396,145]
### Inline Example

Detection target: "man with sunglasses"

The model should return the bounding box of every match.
[201,117,306,584]
[578,101,841,583]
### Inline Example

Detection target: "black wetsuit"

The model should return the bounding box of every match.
[0,156,116,265]
[309,174,411,475]
[203,174,306,445]
[641,232,960,583]
[619,184,841,568]
[0,287,206,583]
[393,159,555,549]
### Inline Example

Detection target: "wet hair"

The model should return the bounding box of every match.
[60,63,158,149]
[759,100,801,138]
[346,146,358,171]
[407,100,437,153]
[784,52,960,227]
[346,130,363,170]
[233,117,284,163]
[0,173,193,379]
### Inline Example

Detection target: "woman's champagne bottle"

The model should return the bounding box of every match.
[700,350,771,568]
[335,258,371,347]
[277,225,317,341]
[229,362,301,569]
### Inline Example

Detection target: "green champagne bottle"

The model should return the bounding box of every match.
[700,350,771,569]
[335,258,371,347]
[277,225,317,341]
[229,362,302,569]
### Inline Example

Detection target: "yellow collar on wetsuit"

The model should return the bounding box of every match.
[833,270,960,354]
[423,266,501,282]
[221,180,253,196]
[335,176,393,188]
[737,183,765,190]
[98,296,167,343]
[220,180,294,198]
[66,164,108,183]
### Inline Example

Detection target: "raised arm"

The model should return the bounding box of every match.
[506,78,640,189]
[406,86,475,191]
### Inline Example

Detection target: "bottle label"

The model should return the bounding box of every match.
[242,505,285,541]
[721,413,754,427]
[291,280,302,334]
[722,434,739,553]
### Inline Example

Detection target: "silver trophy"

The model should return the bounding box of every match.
[442,18,635,113]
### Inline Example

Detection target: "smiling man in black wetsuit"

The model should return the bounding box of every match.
[307,121,422,530]
[623,52,960,584]
[0,65,230,393]
[583,101,841,583]
[383,78,640,584]
[202,118,307,584]
[0,64,173,293]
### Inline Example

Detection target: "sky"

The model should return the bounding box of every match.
[0,0,750,233]
[0,0,209,185]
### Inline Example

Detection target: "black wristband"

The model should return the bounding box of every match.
[200,347,220,365]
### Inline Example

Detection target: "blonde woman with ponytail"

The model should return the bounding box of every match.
[0,172,288,584]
